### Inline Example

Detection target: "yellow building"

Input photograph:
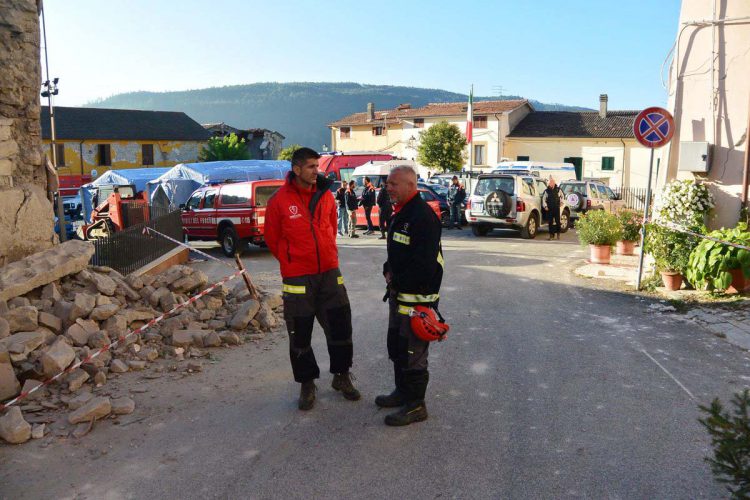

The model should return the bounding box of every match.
[41,107,209,194]
[504,96,652,189]
[329,100,531,169]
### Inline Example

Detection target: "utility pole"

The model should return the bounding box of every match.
[40,2,66,242]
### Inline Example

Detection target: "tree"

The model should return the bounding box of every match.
[278,144,302,161]
[416,121,467,172]
[199,133,250,162]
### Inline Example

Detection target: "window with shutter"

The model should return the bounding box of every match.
[473,116,487,128]
[53,143,65,167]
[340,127,351,139]
[142,144,154,165]
[602,156,615,171]
[414,119,424,128]
[97,144,111,166]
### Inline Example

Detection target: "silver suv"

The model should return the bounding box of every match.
[465,174,570,239]
[559,180,625,223]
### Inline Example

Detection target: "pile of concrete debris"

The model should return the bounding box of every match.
[0,241,282,445]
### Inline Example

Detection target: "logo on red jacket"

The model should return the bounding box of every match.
[289,205,301,219]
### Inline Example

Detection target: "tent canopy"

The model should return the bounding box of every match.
[147,160,291,205]
[80,167,171,221]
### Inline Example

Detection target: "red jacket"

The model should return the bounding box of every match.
[265,172,339,278]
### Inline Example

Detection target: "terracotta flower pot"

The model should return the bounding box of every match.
[661,271,683,291]
[616,240,636,256]
[589,244,611,264]
[726,268,748,294]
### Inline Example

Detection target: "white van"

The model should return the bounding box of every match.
[350,160,429,194]
[492,161,578,183]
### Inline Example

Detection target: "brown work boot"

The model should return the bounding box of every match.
[332,372,361,401]
[298,381,316,411]
[384,400,428,426]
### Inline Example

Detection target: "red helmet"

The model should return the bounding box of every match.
[410,306,449,342]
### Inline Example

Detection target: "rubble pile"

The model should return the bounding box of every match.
[0,251,282,445]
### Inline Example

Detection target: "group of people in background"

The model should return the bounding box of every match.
[335,176,392,240]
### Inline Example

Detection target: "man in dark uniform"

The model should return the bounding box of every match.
[543,177,564,240]
[376,184,392,240]
[376,165,444,426]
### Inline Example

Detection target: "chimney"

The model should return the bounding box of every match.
[367,102,375,122]
[599,94,608,119]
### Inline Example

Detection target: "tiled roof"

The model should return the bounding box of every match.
[507,111,639,138]
[41,107,211,141]
[329,100,528,127]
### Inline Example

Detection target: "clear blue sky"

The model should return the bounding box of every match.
[43,0,682,110]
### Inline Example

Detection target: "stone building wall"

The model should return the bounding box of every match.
[0,0,57,265]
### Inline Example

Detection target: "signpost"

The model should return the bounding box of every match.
[634,107,675,290]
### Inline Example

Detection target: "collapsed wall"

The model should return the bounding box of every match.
[0,0,57,264]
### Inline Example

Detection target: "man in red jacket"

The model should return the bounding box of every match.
[265,147,360,410]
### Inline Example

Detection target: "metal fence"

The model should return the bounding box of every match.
[90,206,182,275]
[612,187,653,212]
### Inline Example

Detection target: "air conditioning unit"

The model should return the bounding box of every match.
[678,141,711,173]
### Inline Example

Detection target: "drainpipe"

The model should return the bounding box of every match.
[494,113,502,164]
[620,138,626,188]
[742,89,750,208]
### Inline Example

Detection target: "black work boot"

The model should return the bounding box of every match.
[331,372,361,401]
[384,400,428,426]
[375,388,406,408]
[298,381,316,411]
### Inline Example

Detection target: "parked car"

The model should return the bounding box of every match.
[319,152,395,181]
[417,181,467,227]
[354,188,442,228]
[181,179,284,256]
[465,173,571,239]
[559,180,625,224]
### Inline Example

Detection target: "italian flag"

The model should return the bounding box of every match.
[465,86,473,144]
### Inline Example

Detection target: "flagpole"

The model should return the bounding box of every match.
[468,84,473,174]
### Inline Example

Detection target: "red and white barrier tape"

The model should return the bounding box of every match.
[654,221,750,253]
[143,227,236,270]
[1,235,247,412]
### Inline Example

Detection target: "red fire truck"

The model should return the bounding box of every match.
[181,179,284,256]
[319,152,394,181]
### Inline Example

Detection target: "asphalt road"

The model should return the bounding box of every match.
[2,228,749,499]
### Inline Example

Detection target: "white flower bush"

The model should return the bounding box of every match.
[653,180,714,226]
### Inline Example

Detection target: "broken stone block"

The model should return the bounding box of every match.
[128,360,146,371]
[263,293,283,310]
[149,287,171,308]
[218,332,241,346]
[89,304,119,321]
[53,300,73,324]
[111,397,135,415]
[93,371,106,386]
[137,347,159,361]
[20,379,44,400]
[171,271,208,294]
[203,296,223,311]
[86,272,117,296]
[125,274,144,290]
[109,359,129,373]
[87,331,110,349]
[40,339,76,377]
[72,293,96,320]
[198,309,215,321]
[159,292,179,312]
[5,306,38,333]
[31,424,45,439]
[0,351,21,401]
[8,297,30,308]
[207,319,227,330]
[65,390,93,410]
[68,396,111,424]
[66,369,90,392]
[37,311,62,333]
[171,330,206,348]
[124,309,156,324]
[111,276,140,301]
[0,330,46,356]
[0,407,31,444]
[203,331,222,347]
[229,299,260,330]
[0,317,9,339]
[256,302,277,330]
[103,314,127,337]
[65,323,91,347]
[41,283,62,302]
[95,294,111,306]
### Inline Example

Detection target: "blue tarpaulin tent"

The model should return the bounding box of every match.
[146,160,291,206]
[80,167,171,221]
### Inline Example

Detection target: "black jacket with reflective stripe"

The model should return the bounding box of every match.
[383,193,443,305]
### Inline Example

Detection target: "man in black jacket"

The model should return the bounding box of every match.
[344,180,359,238]
[335,183,348,236]
[446,176,466,229]
[360,177,377,234]
[376,165,444,426]
[376,185,392,240]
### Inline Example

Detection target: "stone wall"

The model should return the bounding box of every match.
[0,0,57,264]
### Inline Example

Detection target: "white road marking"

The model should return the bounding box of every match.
[640,349,696,401]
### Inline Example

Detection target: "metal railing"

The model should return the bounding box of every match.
[612,187,653,212]
[90,206,182,275]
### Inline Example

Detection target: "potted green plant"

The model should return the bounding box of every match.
[575,210,621,264]
[645,224,698,291]
[616,210,641,256]
[686,223,750,294]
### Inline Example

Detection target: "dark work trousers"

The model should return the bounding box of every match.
[386,290,430,402]
[364,206,375,232]
[379,207,392,236]
[547,207,561,235]
[281,268,353,383]
[449,203,462,227]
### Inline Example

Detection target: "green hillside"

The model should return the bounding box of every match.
[88,82,590,149]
